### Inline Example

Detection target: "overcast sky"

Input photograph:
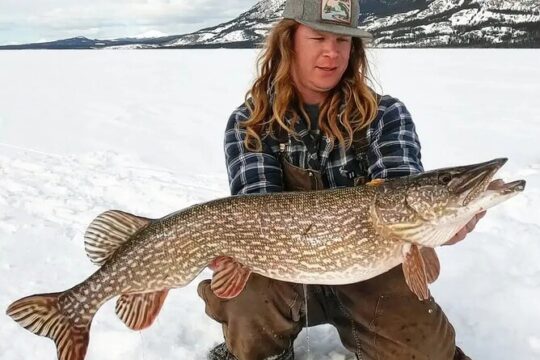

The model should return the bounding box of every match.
[0,0,259,45]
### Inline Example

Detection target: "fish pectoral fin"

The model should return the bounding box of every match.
[366,178,385,187]
[84,210,153,266]
[210,256,252,299]
[402,244,430,300]
[115,289,169,331]
[6,292,90,360]
[420,247,440,284]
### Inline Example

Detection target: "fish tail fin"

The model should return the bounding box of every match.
[6,292,91,360]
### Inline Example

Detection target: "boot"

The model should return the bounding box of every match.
[454,347,472,360]
[207,342,295,360]
[207,343,236,360]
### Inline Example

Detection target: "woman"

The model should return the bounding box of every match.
[198,0,483,359]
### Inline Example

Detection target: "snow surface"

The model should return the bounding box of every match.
[0,49,539,360]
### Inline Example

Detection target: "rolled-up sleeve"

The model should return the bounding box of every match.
[224,106,283,195]
[367,98,424,180]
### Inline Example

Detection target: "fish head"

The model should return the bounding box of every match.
[372,158,526,247]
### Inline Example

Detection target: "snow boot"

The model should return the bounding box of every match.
[207,342,294,360]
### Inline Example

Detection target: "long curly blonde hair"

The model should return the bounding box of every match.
[242,19,379,152]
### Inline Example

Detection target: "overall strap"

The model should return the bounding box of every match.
[351,93,381,186]
[351,126,371,186]
[274,125,289,156]
[273,124,325,191]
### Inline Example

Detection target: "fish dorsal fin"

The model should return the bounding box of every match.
[420,247,440,284]
[402,244,430,300]
[115,289,169,330]
[84,210,152,266]
[210,256,252,299]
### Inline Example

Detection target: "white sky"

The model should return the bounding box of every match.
[0,0,259,45]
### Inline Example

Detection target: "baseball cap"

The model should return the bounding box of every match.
[283,0,373,40]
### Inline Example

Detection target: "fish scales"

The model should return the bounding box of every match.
[59,186,394,325]
[6,158,526,360]
[178,185,401,283]
[66,176,412,326]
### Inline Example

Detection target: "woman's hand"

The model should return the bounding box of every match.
[444,211,486,245]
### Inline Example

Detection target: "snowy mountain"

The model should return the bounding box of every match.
[0,35,177,50]
[165,0,540,48]
[1,0,538,49]
[163,0,285,48]
[362,0,540,47]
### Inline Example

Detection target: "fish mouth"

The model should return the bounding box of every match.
[449,158,525,205]
[486,179,526,199]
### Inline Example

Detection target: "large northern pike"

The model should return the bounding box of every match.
[7,158,525,360]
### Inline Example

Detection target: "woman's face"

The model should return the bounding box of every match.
[291,24,352,104]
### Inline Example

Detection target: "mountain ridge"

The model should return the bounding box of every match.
[1,0,538,49]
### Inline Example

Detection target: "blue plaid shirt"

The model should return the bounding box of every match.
[225,95,424,196]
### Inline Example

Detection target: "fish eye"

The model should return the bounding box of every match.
[439,174,452,184]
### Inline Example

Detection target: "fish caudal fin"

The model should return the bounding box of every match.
[6,292,90,360]
[115,289,169,330]
[402,244,430,301]
[210,256,252,299]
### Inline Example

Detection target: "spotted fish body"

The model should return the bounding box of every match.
[64,186,400,326]
[176,185,401,284]
[6,158,525,360]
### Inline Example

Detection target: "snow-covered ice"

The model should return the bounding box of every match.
[0,49,538,359]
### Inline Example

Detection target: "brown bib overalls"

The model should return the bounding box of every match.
[198,146,470,360]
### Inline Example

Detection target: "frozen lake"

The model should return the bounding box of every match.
[0,49,539,359]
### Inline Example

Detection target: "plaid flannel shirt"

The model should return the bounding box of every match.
[225,95,424,196]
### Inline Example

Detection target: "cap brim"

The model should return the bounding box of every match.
[295,19,373,40]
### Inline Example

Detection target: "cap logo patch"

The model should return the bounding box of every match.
[321,0,352,25]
